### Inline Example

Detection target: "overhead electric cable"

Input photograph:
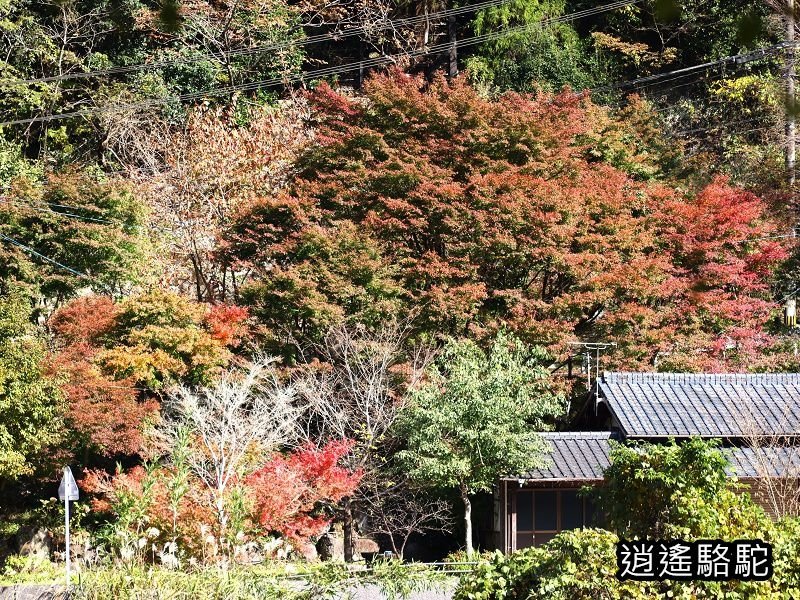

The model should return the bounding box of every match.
[671,116,777,136]
[0,232,94,280]
[0,0,640,127]
[0,197,179,233]
[733,231,799,244]
[593,42,792,94]
[3,0,514,86]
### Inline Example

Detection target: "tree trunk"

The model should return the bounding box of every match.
[343,497,354,562]
[461,486,473,556]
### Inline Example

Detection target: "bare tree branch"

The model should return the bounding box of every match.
[160,357,304,539]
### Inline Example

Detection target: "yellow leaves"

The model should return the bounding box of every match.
[98,324,228,388]
[591,32,677,70]
[710,76,780,113]
[0,448,31,478]
[82,290,235,388]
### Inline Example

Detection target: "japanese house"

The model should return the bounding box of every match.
[493,372,800,553]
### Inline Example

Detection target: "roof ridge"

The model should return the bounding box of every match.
[538,431,612,438]
[599,372,800,437]
[603,371,800,384]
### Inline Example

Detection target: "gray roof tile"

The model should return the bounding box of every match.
[511,432,613,481]
[599,372,800,438]
[509,434,800,481]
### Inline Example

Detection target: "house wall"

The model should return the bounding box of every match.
[493,476,794,554]
[496,481,602,552]
[738,477,800,519]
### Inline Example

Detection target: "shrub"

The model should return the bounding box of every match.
[454,530,653,600]
[246,440,362,545]
[455,524,800,599]
[71,561,447,600]
[1,554,62,585]
[598,438,772,540]
[456,441,800,599]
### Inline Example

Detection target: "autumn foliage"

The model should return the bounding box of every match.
[81,464,217,559]
[48,292,249,458]
[246,440,362,543]
[221,71,788,370]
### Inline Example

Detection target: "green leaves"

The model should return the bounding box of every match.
[0,171,151,301]
[599,438,768,540]
[0,288,63,479]
[157,0,182,33]
[395,331,565,494]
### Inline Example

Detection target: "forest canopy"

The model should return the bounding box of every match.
[0,0,798,574]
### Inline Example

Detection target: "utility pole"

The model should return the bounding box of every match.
[787,0,796,188]
[567,341,617,409]
[448,15,458,77]
[357,43,365,89]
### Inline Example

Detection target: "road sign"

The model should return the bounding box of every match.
[58,466,79,502]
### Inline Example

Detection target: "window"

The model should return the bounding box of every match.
[514,487,597,550]
[535,491,557,530]
[517,491,533,530]
[586,496,606,527]
[560,490,583,530]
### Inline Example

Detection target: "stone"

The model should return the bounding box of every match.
[296,541,318,561]
[15,528,52,559]
[316,532,345,561]
[0,585,69,599]
[354,536,379,555]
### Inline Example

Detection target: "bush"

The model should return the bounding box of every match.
[1,554,62,585]
[70,561,447,600]
[454,530,654,600]
[598,438,772,540]
[456,440,800,599]
[73,567,299,600]
[455,523,800,599]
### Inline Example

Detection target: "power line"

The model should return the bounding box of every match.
[733,231,799,244]
[2,0,513,87]
[593,42,792,94]
[0,197,180,234]
[0,0,640,128]
[0,232,94,280]
[671,116,778,137]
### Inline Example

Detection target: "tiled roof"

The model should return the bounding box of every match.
[510,432,613,481]
[598,372,800,438]
[726,446,800,478]
[508,433,800,482]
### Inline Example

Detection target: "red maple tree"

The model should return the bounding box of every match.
[221,70,790,371]
[47,293,250,459]
[245,440,363,543]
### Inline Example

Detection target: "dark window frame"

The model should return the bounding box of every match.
[514,487,594,549]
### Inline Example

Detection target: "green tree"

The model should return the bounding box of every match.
[0,0,305,164]
[599,437,771,540]
[395,332,565,555]
[0,287,63,479]
[467,0,605,95]
[0,170,151,302]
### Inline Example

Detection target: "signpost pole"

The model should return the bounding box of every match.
[65,492,70,588]
[59,465,78,591]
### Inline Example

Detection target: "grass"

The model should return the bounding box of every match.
[1,559,452,600]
